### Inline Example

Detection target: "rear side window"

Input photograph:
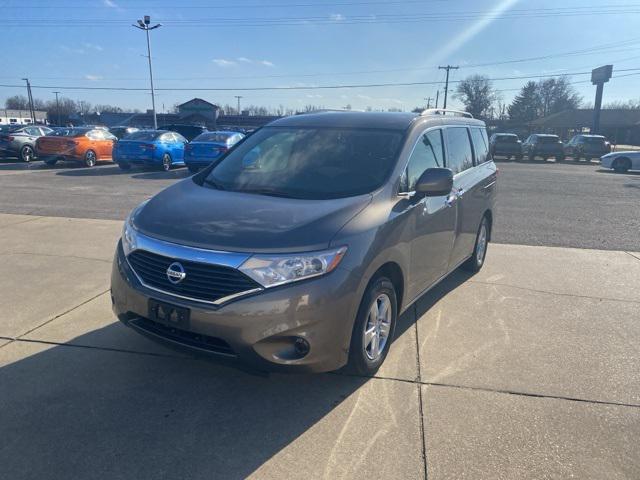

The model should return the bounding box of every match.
[470,128,490,164]
[445,127,474,174]
[401,129,444,192]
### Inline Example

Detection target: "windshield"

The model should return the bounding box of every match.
[583,136,606,144]
[193,132,234,143]
[497,135,519,143]
[204,127,403,199]
[537,136,559,143]
[48,128,89,137]
[124,131,161,141]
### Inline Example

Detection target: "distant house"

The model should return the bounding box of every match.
[0,109,48,125]
[530,109,640,145]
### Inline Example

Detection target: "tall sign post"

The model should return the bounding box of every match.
[591,65,613,135]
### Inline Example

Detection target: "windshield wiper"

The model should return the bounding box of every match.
[203,178,226,190]
[239,188,298,199]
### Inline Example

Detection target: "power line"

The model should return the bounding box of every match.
[2,69,639,92]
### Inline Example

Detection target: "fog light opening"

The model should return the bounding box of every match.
[294,337,310,357]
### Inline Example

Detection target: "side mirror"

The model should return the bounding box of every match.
[415,168,453,197]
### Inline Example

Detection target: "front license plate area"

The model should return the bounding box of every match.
[148,299,190,330]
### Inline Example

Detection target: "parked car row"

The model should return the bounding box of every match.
[0,123,245,171]
[490,133,612,162]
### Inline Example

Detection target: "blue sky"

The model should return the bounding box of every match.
[1,0,639,113]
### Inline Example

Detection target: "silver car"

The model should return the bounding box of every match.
[111,109,497,374]
[0,124,53,162]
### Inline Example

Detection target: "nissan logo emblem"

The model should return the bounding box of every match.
[166,262,186,284]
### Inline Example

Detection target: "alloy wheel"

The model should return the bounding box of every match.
[363,293,392,361]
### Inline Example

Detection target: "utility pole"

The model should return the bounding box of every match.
[424,97,432,109]
[438,65,459,109]
[235,95,243,115]
[22,78,36,124]
[133,15,162,130]
[435,89,440,108]
[53,91,61,126]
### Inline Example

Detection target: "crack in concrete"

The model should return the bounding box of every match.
[468,279,640,305]
[625,251,640,262]
[0,251,112,264]
[413,303,429,480]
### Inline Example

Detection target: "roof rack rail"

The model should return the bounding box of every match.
[420,108,474,119]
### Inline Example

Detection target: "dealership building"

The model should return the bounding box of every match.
[0,109,48,126]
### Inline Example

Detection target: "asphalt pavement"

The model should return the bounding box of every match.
[0,158,638,251]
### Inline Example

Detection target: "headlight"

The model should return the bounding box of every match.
[121,200,148,256]
[239,246,347,288]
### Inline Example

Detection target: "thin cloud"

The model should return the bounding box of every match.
[85,74,103,81]
[213,59,237,67]
[83,42,104,52]
[237,57,252,63]
[259,60,275,67]
[330,13,346,22]
[103,0,119,8]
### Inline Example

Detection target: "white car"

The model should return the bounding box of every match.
[600,151,640,173]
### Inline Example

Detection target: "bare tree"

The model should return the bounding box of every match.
[455,75,499,119]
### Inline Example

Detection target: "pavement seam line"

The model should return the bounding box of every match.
[0,215,44,230]
[1,336,187,360]
[4,334,639,410]
[332,371,640,409]
[468,279,640,305]
[16,289,111,340]
[0,251,112,264]
[624,251,640,262]
[412,303,429,480]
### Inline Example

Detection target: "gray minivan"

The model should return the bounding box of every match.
[111,109,497,374]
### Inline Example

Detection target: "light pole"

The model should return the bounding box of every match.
[235,95,243,115]
[53,91,61,126]
[133,15,162,130]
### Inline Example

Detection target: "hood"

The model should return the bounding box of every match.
[134,178,372,253]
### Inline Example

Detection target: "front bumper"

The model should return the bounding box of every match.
[111,241,359,373]
[493,146,522,156]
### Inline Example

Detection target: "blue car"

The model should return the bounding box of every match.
[184,130,245,172]
[114,130,188,171]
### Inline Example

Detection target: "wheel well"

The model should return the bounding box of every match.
[372,262,405,312]
[615,157,631,166]
[483,209,493,241]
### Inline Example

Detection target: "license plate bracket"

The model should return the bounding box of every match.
[148,299,190,330]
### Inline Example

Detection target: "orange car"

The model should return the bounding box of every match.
[36,127,117,167]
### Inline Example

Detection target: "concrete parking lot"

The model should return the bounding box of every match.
[1,159,639,479]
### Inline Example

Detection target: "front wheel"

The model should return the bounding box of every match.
[162,153,172,171]
[613,157,631,173]
[84,150,97,167]
[20,145,35,162]
[462,217,490,273]
[347,277,397,376]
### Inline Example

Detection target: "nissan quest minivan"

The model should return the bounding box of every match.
[111,110,497,375]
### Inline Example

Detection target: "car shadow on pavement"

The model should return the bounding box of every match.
[0,268,472,479]
[131,169,191,180]
[55,165,133,176]
[597,168,640,177]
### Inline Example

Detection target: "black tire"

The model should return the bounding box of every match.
[505,155,511,161]
[613,157,631,173]
[585,156,592,162]
[118,162,131,171]
[515,155,523,162]
[347,276,397,376]
[462,216,490,273]
[43,157,57,167]
[162,153,172,171]
[555,155,565,163]
[574,152,582,161]
[84,150,97,167]
[528,152,535,162]
[20,145,35,163]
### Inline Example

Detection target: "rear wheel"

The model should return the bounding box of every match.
[347,277,397,376]
[462,216,490,273]
[84,150,97,167]
[118,162,131,171]
[162,153,172,171]
[20,145,35,162]
[613,157,631,173]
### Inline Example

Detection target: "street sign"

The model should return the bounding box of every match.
[591,65,613,85]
